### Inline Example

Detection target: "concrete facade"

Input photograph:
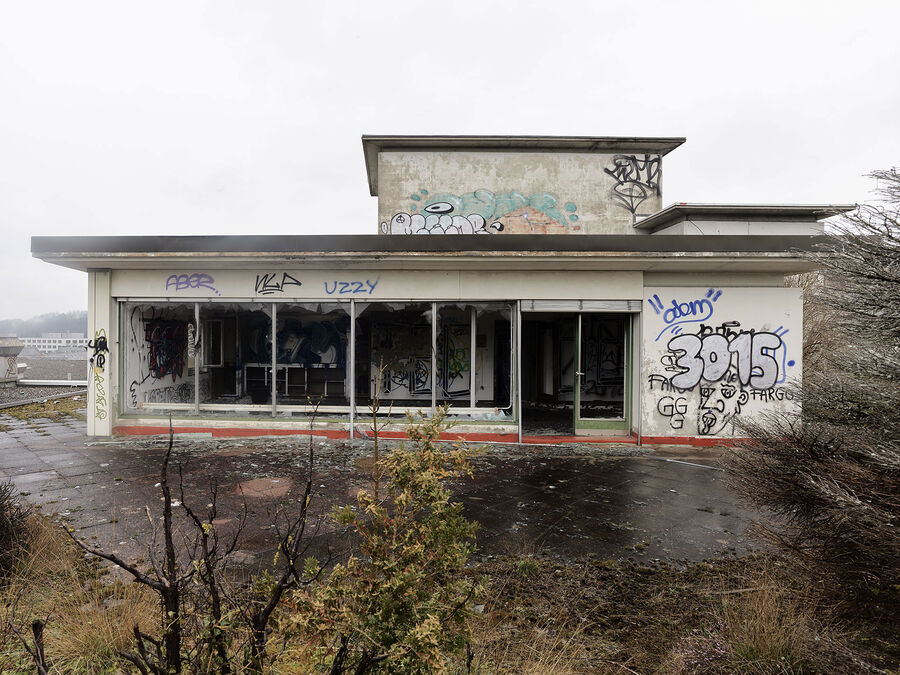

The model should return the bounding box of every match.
[32,135,853,444]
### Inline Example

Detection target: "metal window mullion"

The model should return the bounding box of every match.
[349,299,356,440]
[470,305,476,409]
[431,302,437,417]
[271,302,277,418]
[194,302,200,415]
[636,313,642,446]
[516,300,522,444]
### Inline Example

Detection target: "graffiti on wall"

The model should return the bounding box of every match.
[166,273,220,296]
[255,272,302,296]
[580,317,626,409]
[87,331,109,370]
[145,320,188,381]
[649,288,723,341]
[381,189,579,235]
[90,328,108,420]
[604,154,661,220]
[324,279,379,295]
[645,289,798,436]
[372,323,432,398]
[278,315,349,368]
[437,324,471,398]
[127,306,193,409]
[4,356,16,378]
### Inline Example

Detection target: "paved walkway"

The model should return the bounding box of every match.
[0,407,759,566]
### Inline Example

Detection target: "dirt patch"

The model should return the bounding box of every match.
[235,476,293,498]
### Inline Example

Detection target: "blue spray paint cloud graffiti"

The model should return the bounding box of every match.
[382,189,579,235]
[650,288,722,341]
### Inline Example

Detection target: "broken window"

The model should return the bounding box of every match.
[274,302,350,415]
[123,302,197,414]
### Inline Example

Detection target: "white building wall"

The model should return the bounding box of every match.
[87,270,113,435]
[640,286,802,439]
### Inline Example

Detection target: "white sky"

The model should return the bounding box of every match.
[1,0,898,320]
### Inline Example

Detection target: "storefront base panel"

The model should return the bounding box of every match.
[639,435,747,447]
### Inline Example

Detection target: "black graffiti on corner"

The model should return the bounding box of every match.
[87,330,109,370]
[604,154,661,218]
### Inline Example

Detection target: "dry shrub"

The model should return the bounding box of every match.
[0,513,158,674]
[663,565,816,673]
[0,481,31,581]
[726,169,900,603]
[660,560,885,675]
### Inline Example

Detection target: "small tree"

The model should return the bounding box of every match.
[725,168,900,601]
[293,406,481,673]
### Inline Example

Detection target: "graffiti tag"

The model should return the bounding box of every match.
[323,279,378,295]
[254,272,302,296]
[166,273,220,295]
[604,154,661,219]
[650,288,722,341]
[667,330,783,391]
[91,328,108,420]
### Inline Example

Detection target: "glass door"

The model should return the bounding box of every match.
[575,313,630,434]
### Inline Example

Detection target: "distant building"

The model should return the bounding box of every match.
[20,333,88,352]
[32,135,852,442]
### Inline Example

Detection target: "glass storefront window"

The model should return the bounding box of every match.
[274,303,350,415]
[123,302,197,415]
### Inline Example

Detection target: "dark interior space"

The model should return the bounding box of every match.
[521,313,576,435]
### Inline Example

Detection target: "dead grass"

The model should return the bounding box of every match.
[0,515,157,674]
[660,561,822,674]
[468,554,897,675]
[0,517,894,673]
[2,396,86,428]
[469,614,589,674]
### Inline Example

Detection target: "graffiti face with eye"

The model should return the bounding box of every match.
[423,202,453,214]
[698,376,750,435]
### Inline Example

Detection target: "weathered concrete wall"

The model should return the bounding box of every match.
[0,337,24,385]
[377,151,663,235]
[640,286,802,439]
[109,269,643,301]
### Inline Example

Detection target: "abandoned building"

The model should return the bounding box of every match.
[31,136,852,443]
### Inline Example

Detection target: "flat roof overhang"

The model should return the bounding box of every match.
[634,203,856,233]
[362,135,686,196]
[32,234,825,274]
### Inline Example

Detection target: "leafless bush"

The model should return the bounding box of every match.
[9,414,328,674]
[726,168,900,603]
[0,481,30,581]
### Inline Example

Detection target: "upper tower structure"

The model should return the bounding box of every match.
[363,135,685,235]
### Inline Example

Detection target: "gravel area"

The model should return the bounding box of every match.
[17,357,86,381]
[0,386,86,406]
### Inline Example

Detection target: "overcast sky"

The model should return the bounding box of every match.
[1,0,898,320]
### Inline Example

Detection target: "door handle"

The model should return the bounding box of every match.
[575,371,584,376]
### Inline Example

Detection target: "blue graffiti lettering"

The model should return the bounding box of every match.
[652,288,722,341]
[323,279,379,295]
[165,273,220,296]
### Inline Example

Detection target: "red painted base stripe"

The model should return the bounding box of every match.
[112,426,737,447]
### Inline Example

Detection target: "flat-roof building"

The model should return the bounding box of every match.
[32,135,852,442]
